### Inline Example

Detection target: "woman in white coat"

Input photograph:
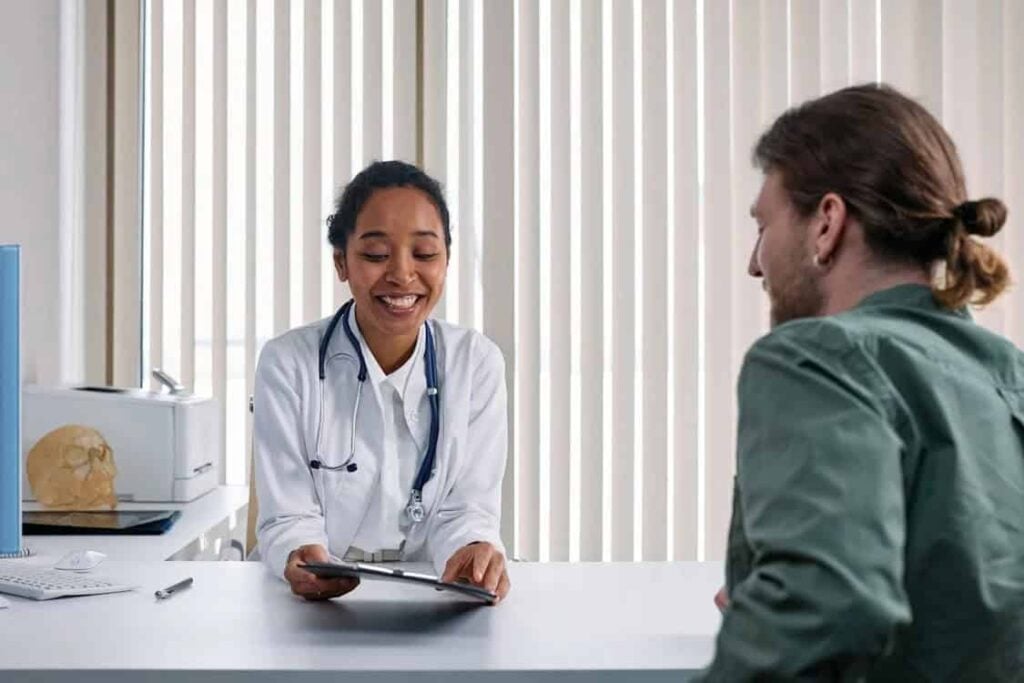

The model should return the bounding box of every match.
[253,160,510,602]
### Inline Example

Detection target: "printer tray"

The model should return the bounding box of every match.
[22,510,181,535]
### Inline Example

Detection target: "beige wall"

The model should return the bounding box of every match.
[0,0,61,385]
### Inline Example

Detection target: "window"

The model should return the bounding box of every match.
[139,0,1024,562]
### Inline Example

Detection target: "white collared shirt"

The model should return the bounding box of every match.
[347,313,430,553]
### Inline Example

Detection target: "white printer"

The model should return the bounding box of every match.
[21,375,221,504]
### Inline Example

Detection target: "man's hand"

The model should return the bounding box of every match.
[441,542,510,604]
[283,544,359,601]
[714,585,729,613]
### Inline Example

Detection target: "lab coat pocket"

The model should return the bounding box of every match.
[318,463,373,528]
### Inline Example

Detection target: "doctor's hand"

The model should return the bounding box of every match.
[441,542,510,604]
[284,544,359,601]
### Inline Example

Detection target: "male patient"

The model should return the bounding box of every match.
[700,84,1024,680]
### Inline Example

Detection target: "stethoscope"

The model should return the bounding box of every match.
[311,299,440,524]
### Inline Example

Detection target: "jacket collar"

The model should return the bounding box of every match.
[854,283,969,318]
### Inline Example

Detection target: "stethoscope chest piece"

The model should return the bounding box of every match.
[405,492,426,524]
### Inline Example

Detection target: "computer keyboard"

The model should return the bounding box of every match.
[0,562,137,600]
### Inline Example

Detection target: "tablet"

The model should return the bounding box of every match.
[299,561,498,604]
[22,510,182,535]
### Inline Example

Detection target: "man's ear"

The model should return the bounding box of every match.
[814,192,848,265]
[333,250,348,282]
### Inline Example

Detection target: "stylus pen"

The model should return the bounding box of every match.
[155,577,194,600]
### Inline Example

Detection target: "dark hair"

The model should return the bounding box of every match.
[327,160,451,253]
[753,83,1010,309]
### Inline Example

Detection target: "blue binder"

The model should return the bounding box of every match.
[0,245,22,557]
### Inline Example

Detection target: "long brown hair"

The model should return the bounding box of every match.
[752,83,1009,308]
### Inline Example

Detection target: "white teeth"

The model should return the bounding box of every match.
[380,295,418,310]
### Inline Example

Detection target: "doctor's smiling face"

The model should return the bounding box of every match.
[333,185,447,369]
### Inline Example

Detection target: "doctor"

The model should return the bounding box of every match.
[253,160,510,602]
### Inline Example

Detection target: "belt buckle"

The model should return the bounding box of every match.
[374,549,400,562]
[350,548,400,563]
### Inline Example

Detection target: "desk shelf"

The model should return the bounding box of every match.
[23,485,249,561]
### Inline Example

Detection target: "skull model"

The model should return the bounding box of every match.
[26,425,118,509]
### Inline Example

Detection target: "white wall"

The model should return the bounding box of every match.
[0,0,61,385]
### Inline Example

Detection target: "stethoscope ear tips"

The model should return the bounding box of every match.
[346,463,358,473]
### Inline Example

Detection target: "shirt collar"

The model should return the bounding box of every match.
[347,302,426,391]
[854,283,970,318]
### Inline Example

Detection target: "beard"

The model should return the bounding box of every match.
[766,253,825,327]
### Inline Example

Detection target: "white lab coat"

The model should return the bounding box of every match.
[253,313,508,580]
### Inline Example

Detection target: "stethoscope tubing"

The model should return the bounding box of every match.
[311,300,440,523]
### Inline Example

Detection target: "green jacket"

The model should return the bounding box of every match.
[701,285,1024,681]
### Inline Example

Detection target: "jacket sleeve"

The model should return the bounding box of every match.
[427,340,508,575]
[253,338,329,581]
[701,330,912,680]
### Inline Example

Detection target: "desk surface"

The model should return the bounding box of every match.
[0,559,723,682]
[22,486,249,560]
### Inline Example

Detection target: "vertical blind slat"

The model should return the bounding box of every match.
[848,0,878,84]
[112,1,143,387]
[544,0,571,563]
[514,0,541,562]
[194,1,212,400]
[702,0,734,562]
[421,0,446,317]
[819,0,849,94]
[393,0,417,162]
[273,0,290,336]
[943,0,1005,336]
[789,0,821,103]
[733,0,769,388]
[149,0,164,390]
[610,0,636,561]
[441,0,460,324]
[879,0,942,117]
[479,0,517,557]
[973,0,1007,336]
[671,0,700,561]
[332,0,352,310]
[303,0,322,325]
[568,0,581,561]
[362,0,383,163]
[244,0,257,482]
[640,0,668,562]
[212,0,228,482]
[457,0,476,329]
[181,0,196,388]
[760,0,788,114]
[1005,0,1024,346]
[578,0,604,563]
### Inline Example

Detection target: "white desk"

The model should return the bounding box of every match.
[0,559,723,681]
[22,486,250,561]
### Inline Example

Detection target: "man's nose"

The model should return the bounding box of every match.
[748,247,762,278]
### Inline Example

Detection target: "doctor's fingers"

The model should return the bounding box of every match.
[284,560,322,587]
[482,554,505,592]
[462,543,504,584]
[441,552,472,583]
[494,572,511,603]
